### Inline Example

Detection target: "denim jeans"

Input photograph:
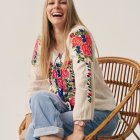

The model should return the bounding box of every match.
[26,91,119,140]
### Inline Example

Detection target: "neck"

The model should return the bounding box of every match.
[53,27,65,53]
[53,27,65,44]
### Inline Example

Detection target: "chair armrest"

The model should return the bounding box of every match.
[85,80,139,140]
[19,118,26,135]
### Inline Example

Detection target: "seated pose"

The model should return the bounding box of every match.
[24,0,119,140]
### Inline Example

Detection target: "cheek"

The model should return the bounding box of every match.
[64,7,68,16]
[46,8,51,17]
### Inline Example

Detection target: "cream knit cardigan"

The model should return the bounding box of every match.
[25,25,116,121]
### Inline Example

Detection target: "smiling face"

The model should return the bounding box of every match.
[46,0,68,29]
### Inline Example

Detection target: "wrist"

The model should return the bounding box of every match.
[74,120,86,127]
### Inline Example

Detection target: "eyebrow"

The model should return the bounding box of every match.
[47,0,67,3]
[48,0,54,2]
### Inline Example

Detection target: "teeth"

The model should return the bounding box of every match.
[52,12,63,16]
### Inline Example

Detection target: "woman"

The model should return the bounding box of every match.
[23,0,119,140]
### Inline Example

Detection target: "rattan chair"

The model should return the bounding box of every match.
[19,57,140,140]
[85,57,140,140]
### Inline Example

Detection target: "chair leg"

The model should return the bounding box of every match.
[132,130,140,140]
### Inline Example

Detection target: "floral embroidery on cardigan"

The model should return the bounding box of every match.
[86,61,92,102]
[31,38,40,65]
[70,29,93,63]
[49,59,76,110]
[70,29,93,102]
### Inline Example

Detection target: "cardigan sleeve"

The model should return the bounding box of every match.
[25,36,50,114]
[67,26,95,121]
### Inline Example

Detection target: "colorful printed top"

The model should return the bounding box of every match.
[26,25,116,121]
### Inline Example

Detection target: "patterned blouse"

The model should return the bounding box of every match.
[26,25,116,121]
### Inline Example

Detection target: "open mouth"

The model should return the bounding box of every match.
[52,12,64,17]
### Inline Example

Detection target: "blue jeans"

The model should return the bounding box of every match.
[26,91,119,140]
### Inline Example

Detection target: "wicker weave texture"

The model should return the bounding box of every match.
[85,57,140,140]
[19,57,140,140]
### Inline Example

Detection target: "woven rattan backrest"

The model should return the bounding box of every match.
[97,57,140,138]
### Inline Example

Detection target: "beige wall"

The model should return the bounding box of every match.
[0,0,139,139]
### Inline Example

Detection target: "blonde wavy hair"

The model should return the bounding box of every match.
[40,0,84,79]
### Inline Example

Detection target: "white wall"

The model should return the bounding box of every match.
[0,0,139,140]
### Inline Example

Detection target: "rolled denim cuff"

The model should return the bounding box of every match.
[33,126,64,138]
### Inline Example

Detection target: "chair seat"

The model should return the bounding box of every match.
[19,56,140,140]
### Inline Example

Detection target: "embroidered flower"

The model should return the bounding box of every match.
[88,92,92,97]
[70,33,75,38]
[71,36,83,46]
[56,75,67,91]
[86,62,92,102]
[62,81,67,91]
[85,33,92,46]
[57,78,63,88]
[53,69,58,78]
[49,62,53,85]
[70,28,93,62]
[50,62,53,67]
[31,38,40,65]
[69,96,75,106]
[81,43,92,56]
[70,29,93,103]
[87,72,92,76]
[66,60,72,66]
[61,67,70,79]
[49,58,75,109]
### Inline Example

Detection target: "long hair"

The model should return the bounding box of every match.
[41,0,85,79]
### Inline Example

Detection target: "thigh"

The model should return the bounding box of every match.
[30,91,69,113]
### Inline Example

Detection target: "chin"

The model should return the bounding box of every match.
[52,21,66,27]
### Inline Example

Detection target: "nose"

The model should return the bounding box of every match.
[53,2,60,9]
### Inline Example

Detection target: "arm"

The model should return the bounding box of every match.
[66,26,96,139]
[19,37,50,140]
[67,26,95,121]
[25,36,50,115]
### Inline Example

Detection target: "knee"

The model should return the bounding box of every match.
[30,91,51,107]
[60,111,73,126]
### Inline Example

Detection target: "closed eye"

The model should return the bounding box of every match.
[60,1,67,4]
[48,0,67,5]
[60,0,67,4]
[48,2,54,5]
